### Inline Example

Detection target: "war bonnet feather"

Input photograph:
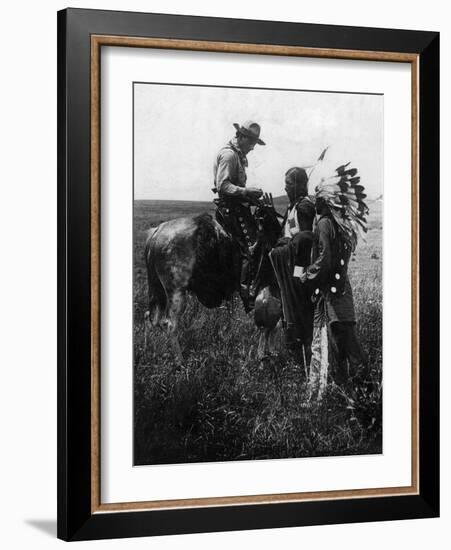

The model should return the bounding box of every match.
[308,148,369,251]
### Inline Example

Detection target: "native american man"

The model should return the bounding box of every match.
[269,167,315,368]
[300,157,368,400]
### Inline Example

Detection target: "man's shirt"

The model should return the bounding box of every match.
[213,138,248,199]
[282,196,315,238]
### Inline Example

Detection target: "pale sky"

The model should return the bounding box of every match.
[134,83,383,201]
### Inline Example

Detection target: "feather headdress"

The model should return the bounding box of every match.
[309,148,369,251]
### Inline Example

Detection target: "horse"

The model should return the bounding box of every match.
[143,198,284,360]
[251,201,285,358]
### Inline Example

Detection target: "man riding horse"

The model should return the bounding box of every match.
[213,120,265,312]
[144,120,279,359]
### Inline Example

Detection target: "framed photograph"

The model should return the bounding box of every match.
[57,8,439,541]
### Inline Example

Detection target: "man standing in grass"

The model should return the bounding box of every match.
[299,167,368,399]
[269,167,315,370]
[213,120,266,312]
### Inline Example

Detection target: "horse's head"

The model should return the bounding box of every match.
[253,194,282,248]
[250,194,283,301]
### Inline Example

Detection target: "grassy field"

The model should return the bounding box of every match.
[133,198,383,465]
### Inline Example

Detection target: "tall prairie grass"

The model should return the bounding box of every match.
[133,199,383,465]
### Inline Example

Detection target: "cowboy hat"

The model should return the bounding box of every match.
[233,120,265,145]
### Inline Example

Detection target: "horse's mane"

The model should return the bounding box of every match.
[190,207,283,307]
[189,213,239,307]
[193,212,216,237]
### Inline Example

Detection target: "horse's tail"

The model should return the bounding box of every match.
[144,226,167,325]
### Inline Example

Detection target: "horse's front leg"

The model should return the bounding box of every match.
[267,324,281,355]
[257,329,269,360]
[254,286,282,360]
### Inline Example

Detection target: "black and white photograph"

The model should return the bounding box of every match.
[0,0,444,546]
[133,82,383,466]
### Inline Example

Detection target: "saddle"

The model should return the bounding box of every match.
[213,198,257,249]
